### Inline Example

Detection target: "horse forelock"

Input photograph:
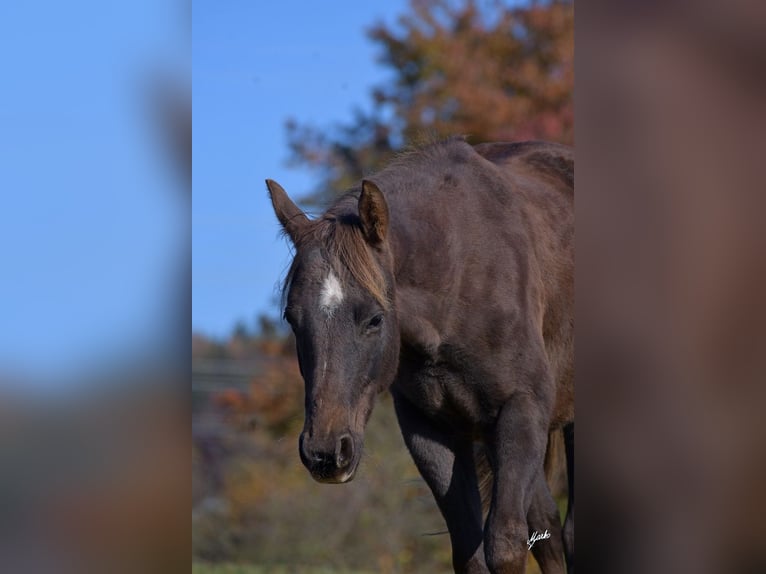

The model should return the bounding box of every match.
[281,211,391,312]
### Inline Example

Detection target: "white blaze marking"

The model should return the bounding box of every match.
[319,272,344,316]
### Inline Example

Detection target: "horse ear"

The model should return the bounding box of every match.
[359,180,389,245]
[266,179,309,244]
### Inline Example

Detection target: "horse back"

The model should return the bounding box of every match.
[474,141,573,196]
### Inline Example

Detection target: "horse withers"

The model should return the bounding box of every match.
[267,138,574,574]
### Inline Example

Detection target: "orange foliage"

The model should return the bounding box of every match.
[287,0,574,199]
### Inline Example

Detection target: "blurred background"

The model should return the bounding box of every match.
[0,1,190,572]
[192,1,572,573]
[4,0,762,571]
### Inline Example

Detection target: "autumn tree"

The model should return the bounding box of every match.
[287,0,573,201]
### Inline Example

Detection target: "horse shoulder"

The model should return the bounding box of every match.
[395,285,442,359]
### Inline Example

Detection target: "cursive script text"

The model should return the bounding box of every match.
[527,529,551,550]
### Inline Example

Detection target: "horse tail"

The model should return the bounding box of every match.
[474,442,494,517]
[544,429,568,498]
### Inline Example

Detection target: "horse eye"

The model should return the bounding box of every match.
[367,314,383,330]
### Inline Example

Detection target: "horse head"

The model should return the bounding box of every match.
[267,179,400,483]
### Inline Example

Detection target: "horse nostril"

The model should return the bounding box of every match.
[299,433,328,466]
[335,434,354,469]
[315,452,330,464]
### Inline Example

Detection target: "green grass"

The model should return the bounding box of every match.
[193,560,543,574]
[192,563,377,574]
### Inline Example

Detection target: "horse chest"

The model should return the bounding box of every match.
[394,357,497,428]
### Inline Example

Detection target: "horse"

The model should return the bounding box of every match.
[266,137,573,574]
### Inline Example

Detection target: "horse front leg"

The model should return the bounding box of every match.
[484,393,559,574]
[392,390,489,574]
[527,472,566,573]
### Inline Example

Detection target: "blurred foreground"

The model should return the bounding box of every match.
[0,0,190,572]
[0,379,189,573]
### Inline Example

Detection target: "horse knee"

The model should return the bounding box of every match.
[454,553,491,574]
[485,546,527,574]
[484,529,528,574]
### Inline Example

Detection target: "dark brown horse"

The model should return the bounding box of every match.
[267,138,573,574]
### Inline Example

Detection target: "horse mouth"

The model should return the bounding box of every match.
[300,429,362,484]
[311,462,358,484]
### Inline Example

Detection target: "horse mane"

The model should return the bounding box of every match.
[381,134,472,179]
[281,208,390,311]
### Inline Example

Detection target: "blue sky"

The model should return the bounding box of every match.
[0,1,188,381]
[193,0,408,339]
[0,0,413,380]
[0,0,411,380]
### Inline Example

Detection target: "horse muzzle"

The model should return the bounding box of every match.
[299,431,360,484]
